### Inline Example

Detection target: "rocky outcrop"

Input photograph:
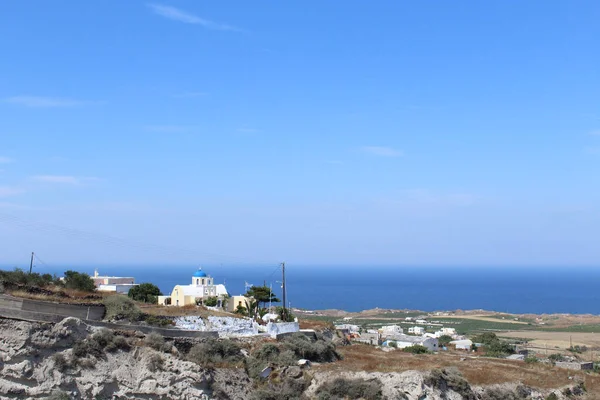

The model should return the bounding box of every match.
[0,317,590,400]
[0,317,252,399]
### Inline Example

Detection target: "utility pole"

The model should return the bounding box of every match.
[281,262,287,320]
[29,252,34,274]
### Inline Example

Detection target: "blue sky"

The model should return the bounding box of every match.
[1,1,600,267]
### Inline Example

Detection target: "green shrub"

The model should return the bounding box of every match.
[316,377,383,400]
[203,296,218,307]
[548,353,566,363]
[245,343,298,379]
[0,268,61,289]
[91,328,114,348]
[188,338,243,366]
[281,333,340,362]
[144,315,173,327]
[525,356,539,364]
[402,345,430,354]
[103,295,142,321]
[63,270,96,292]
[128,283,162,303]
[438,335,453,346]
[546,393,558,400]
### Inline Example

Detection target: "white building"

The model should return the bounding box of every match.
[450,339,473,350]
[157,268,228,306]
[415,319,428,324]
[385,334,439,352]
[380,325,404,338]
[335,324,360,333]
[92,269,138,294]
[408,326,425,335]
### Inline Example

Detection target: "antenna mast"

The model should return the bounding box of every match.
[281,262,287,320]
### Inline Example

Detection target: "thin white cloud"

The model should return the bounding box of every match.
[3,96,92,108]
[32,175,98,185]
[145,125,196,133]
[361,146,404,157]
[147,4,242,31]
[0,156,13,164]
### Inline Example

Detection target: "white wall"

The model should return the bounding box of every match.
[266,322,299,338]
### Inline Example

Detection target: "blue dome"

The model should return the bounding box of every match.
[193,269,207,277]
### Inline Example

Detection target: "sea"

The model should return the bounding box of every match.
[4,264,600,315]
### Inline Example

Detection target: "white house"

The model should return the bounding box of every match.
[380,325,404,338]
[450,339,473,350]
[385,334,439,352]
[415,319,428,324]
[335,324,360,333]
[408,326,425,335]
[92,269,138,294]
[440,327,457,336]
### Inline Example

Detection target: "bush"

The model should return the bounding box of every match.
[388,341,398,348]
[63,270,96,292]
[425,369,475,400]
[402,345,430,354]
[472,332,514,357]
[281,333,340,362]
[188,338,243,366]
[438,335,453,346]
[546,393,558,400]
[103,295,142,321]
[0,268,61,289]
[51,353,68,372]
[251,377,309,400]
[203,296,218,307]
[316,377,383,400]
[46,390,70,400]
[106,335,131,352]
[72,338,104,360]
[128,283,162,303]
[147,353,164,372]
[144,315,173,327]
[145,332,165,351]
[525,356,539,364]
[549,353,566,363]
[245,343,298,379]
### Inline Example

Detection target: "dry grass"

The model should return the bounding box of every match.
[299,319,334,331]
[139,303,239,318]
[8,288,107,304]
[317,344,600,391]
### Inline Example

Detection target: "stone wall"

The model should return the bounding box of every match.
[266,321,299,338]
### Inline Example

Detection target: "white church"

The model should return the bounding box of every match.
[157,268,229,307]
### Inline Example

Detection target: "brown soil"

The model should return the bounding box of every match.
[318,344,600,391]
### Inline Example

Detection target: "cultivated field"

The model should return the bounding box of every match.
[501,330,600,351]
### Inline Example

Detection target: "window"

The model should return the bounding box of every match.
[202,279,205,285]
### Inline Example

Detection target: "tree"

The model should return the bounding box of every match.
[203,296,218,307]
[128,283,162,303]
[235,304,248,316]
[63,270,96,292]
[438,335,453,347]
[244,285,280,309]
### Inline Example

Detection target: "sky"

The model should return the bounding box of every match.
[1,1,600,268]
